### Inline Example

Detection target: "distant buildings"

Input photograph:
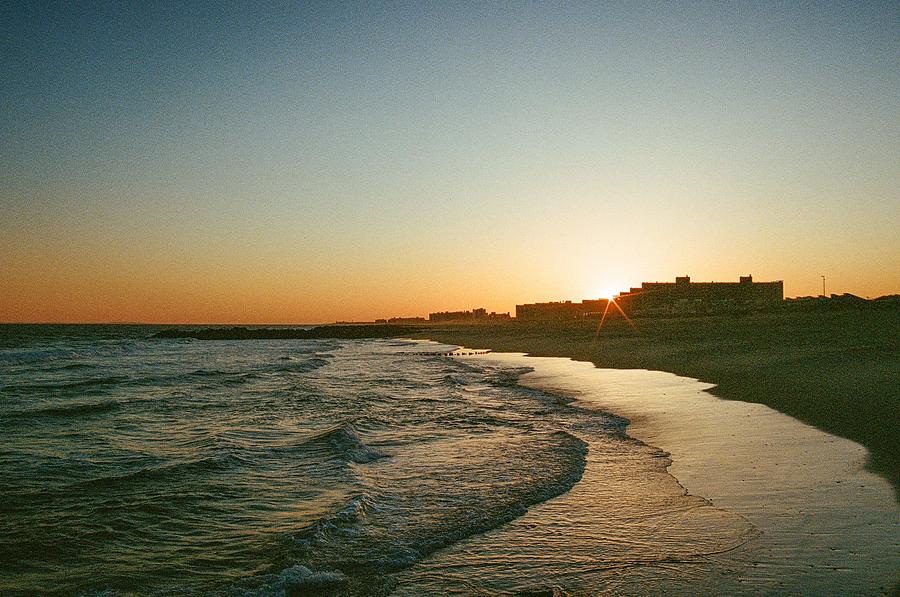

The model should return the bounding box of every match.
[374,316,427,324]
[373,275,788,325]
[516,299,608,320]
[517,275,784,319]
[429,308,511,323]
[615,275,783,315]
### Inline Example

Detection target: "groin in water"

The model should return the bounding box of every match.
[152,324,420,340]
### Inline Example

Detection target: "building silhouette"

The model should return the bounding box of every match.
[429,308,511,323]
[374,316,427,324]
[516,275,783,319]
[516,299,608,320]
[615,275,783,315]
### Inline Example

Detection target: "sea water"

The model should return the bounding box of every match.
[0,325,889,595]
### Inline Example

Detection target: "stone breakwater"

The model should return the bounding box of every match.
[153,324,420,340]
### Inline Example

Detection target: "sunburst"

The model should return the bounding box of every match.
[594,295,637,340]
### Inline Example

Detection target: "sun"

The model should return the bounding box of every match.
[595,288,618,301]
[590,281,624,303]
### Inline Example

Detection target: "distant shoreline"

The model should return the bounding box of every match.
[152,324,421,340]
[414,309,900,498]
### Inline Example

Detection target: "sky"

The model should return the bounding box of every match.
[2,1,898,323]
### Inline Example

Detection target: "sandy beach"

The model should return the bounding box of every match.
[384,343,898,594]
[416,309,900,493]
[475,352,899,594]
[411,314,900,593]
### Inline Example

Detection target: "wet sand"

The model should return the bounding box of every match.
[416,310,900,493]
[394,348,761,595]
[388,342,898,594]
[497,354,899,595]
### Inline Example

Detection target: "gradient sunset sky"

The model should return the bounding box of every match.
[3,2,898,323]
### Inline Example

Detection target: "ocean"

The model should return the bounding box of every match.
[0,325,895,596]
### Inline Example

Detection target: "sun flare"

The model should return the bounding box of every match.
[595,288,619,301]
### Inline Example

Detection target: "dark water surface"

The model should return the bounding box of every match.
[1,325,759,595]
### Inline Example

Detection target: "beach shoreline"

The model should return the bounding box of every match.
[414,309,900,497]
[440,348,899,594]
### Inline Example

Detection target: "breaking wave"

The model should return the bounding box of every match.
[262,430,588,594]
[299,423,386,464]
